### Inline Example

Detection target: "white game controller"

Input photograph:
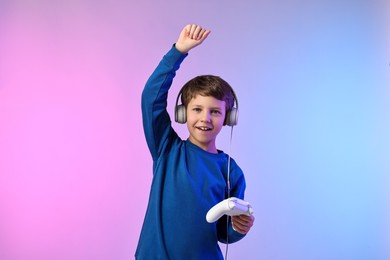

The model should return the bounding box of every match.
[206,197,253,223]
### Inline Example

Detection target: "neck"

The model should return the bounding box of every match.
[188,137,218,154]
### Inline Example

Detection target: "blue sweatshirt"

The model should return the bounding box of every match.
[136,45,246,260]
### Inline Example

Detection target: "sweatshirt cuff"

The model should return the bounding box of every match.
[170,43,188,58]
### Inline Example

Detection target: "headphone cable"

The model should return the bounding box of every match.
[225,125,234,260]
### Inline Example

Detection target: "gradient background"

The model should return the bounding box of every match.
[0,1,389,260]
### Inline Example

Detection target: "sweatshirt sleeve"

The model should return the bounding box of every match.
[141,45,188,161]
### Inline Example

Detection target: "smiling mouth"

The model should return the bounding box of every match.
[196,126,212,131]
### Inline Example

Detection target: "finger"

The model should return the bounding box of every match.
[189,24,208,40]
[232,217,248,230]
[200,30,211,40]
[232,220,249,234]
[194,29,210,45]
[193,26,203,40]
[197,28,208,40]
[233,215,251,225]
[233,216,253,230]
[183,24,191,33]
[188,24,198,39]
[183,25,191,37]
[239,214,255,223]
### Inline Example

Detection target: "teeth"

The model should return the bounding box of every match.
[198,127,211,131]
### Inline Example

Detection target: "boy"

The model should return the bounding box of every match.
[136,24,254,259]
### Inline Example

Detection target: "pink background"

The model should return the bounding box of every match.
[0,1,389,259]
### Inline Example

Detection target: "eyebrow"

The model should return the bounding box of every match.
[190,104,223,110]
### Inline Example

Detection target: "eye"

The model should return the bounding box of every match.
[211,110,222,115]
[192,108,202,112]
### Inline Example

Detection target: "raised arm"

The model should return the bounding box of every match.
[141,24,210,161]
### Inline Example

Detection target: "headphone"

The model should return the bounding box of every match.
[174,86,239,126]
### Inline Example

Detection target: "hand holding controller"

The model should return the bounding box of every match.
[206,197,253,223]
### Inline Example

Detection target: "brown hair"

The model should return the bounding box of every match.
[180,75,236,111]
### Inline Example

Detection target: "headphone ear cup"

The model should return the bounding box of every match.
[175,104,186,124]
[225,107,238,126]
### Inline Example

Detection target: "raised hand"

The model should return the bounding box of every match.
[175,24,211,54]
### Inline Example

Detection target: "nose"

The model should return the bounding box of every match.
[200,110,211,122]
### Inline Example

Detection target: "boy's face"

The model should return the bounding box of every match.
[186,94,226,153]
